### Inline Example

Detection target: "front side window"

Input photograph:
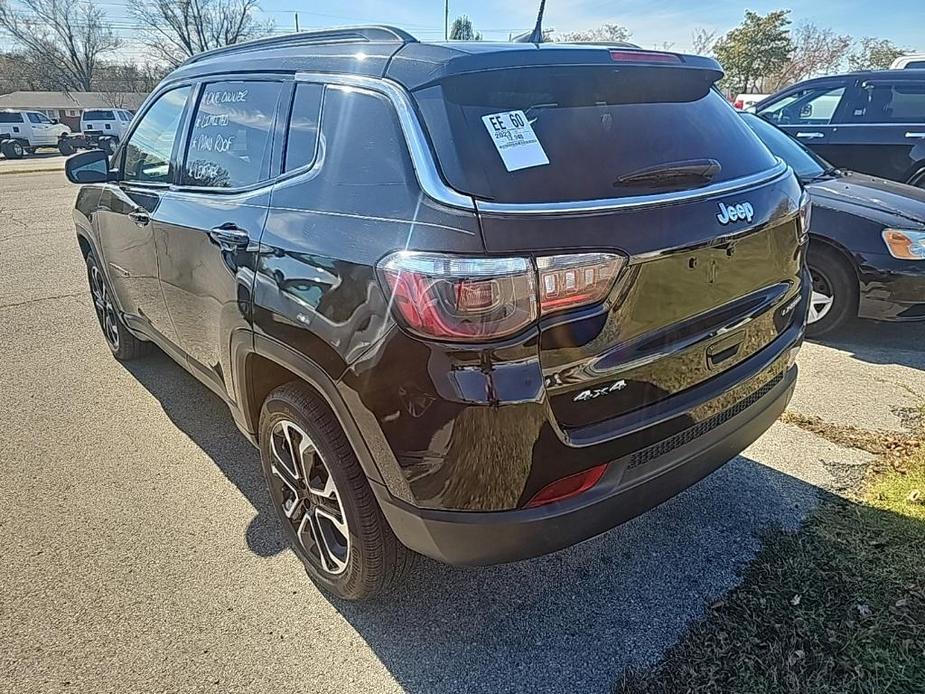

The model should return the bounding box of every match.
[27,112,51,124]
[757,86,846,126]
[284,83,324,172]
[182,80,283,188]
[123,87,191,184]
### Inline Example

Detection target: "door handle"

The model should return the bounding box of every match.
[796,132,824,139]
[209,223,251,251]
[128,210,150,226]
[906,132,925,139]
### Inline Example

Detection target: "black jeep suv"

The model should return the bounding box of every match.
[66,27,810,600]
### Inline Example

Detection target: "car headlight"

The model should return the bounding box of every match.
[882,228,925,260]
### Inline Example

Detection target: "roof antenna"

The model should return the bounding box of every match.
[527,0,548,43]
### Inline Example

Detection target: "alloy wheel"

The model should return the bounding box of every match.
[808,268,835,325]
[89,264,120,350]
[268,420,350,575]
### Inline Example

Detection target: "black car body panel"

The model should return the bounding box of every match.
[742,111,925,324]
[753,70,925,187]
[68,28,808,566]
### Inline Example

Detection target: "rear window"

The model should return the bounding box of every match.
[83,110,115,120]
[414,66,779,203]
[0,112,23,123]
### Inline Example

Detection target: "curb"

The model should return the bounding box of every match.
[0,167,64,176]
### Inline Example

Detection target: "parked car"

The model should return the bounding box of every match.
[753,71,925,187]
[891,54,925,70]
[64,26,809,600]
[733,93,769,111]
[742,112,925,335]
[79,108,134,154]
[0,109,72,159]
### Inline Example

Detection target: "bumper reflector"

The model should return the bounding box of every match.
[525,464,608,508]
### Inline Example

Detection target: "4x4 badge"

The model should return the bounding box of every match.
[574,380,627,402]
[716,201,754,225]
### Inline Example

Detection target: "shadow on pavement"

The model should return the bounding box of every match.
[117,345,825,692]
[122,351,286,558]
[812,317,925,371]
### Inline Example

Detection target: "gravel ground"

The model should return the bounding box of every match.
[1,172,922,693]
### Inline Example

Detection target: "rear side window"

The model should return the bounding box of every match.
[182,80,283,188]
[284,83,324,172]
[84,110,115,120]
[0,112,23,123]
[851,81,925,123]
[414,66,778,203]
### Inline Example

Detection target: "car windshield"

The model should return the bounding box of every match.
[414,66,778,204]
[740,112,828,180]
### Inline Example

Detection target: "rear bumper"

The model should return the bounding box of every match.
[373,363,797,566]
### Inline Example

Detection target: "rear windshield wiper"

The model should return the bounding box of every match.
[614,159,721,188]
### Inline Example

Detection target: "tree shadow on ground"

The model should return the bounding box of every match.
[123,350,834,693]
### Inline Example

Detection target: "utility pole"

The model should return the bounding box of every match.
[294,12,300,32]
[444,0,449,40]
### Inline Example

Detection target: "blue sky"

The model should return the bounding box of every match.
[255,0,923,52]
[1,1,921,61]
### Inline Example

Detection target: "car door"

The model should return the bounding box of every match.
[833,77,925,183]
[154,77,287,395]
[25,112,54,145]
[93,86,192,346]
[756,80,857,164]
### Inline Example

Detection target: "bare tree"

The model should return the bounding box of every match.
[849,37,906,70]
[131,0,273,67]
[556,23,632,44]
[764,23,851,92]
[691,28,718,56]
[0,0,121,91]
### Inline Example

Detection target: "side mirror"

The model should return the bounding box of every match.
[51,118,59,124]
[65,149,111,184]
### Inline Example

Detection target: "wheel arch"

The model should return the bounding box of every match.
[808,233,861,283]
[234,334,385,486]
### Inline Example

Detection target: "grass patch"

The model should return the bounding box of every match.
[618,420,925,694]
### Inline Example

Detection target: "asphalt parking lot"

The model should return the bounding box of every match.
[2,171,925,693]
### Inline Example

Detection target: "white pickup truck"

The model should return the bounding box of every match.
[0,109,72,158]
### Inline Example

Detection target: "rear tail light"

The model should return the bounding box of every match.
[537,253,626,315]
[526,464,608,508]
[733,99,744,110]
[609,49,681,64]
[378,252,538,341]
[378,251,625,342]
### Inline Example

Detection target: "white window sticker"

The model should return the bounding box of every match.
[481,110,549,172]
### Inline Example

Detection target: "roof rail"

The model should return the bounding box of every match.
[181,26,417,66]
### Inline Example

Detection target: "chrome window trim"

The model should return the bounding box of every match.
[295,71,790,216]
[295,71,476,210]
[478,159,791,216]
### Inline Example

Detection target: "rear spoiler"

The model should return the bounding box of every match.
[388,44,724,91]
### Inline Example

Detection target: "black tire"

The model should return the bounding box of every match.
[806,244,858,338]
[259,382,413,601]
[1,139,25,159]
[85,252,152,360]
[58,140,76,156]
[99,137,116,156]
